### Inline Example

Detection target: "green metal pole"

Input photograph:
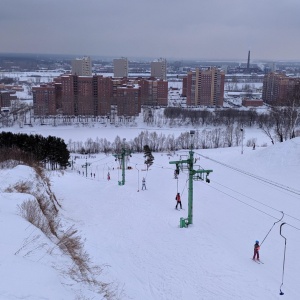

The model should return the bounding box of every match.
[85,158,87,177]
[188,150,194,224]
[122,148,125,185]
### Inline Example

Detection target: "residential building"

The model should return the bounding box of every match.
[262,72,297,105]
[113,58,128,78]
[32,74,167,117]
[137,78,168,106]
[151,58,167,80]
[71,56,92,76]
[32,84,56,115]
[60,75,112,116]
[116,84,141,116]
[186,67,225,106]
[0,90,17,110]
[242,98,264,107]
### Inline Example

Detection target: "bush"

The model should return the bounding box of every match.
[18,199,51,236]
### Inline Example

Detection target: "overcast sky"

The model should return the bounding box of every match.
[1,0,300,61]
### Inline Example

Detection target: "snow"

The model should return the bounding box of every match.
[1,121,300,299]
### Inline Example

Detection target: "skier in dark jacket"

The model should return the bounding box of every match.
[142,177,146,190]
[253,240,260,261]
[175,193,182,210]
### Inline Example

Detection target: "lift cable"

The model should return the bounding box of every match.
[260,211,284,246]
[212,180,300,224]
[202,181,300,232]
[195,153,300,197]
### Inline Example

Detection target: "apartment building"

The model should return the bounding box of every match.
[116,84,141,116]
[71,56,92,76]
[0,83,18,109]
[32,84,56,115]
[262,72,298,105]
[138,78,168,106]
[186,67,225,106]
[113,58,128,78]
[32,73,168,117]
[60,75,112,116]
[151,58,167,80]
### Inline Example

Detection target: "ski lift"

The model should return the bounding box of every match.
[279,222,287,296]
[193,165,212,183]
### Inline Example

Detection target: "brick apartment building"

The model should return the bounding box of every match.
[262,72,299,105]
[32,84,56,115]
[0,86,17,110]
[116,84,140,116]
[56,75,112,116]
[137,78,168,106]
[184,67,225,106]
[32,75,167,117]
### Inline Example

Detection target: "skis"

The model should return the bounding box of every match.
[251,258,264,264]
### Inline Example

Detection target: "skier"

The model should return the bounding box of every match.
[253,240,260,261]
[107,172,110,181]
[142,177,146,190]
[175,192,182,210]
[174,170,178,179]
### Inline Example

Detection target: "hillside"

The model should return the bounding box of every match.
[0,136,300,299]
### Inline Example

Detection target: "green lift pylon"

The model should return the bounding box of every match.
[169,131,213,228]
[113,146,131,186]
[82,157,91,177]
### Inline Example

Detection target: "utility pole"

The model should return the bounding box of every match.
[169,130,213,228]
[69,156,75,170]
[241,128,244,154]
[113,138,131,186]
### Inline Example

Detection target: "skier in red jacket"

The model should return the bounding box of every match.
[253,240,260,261]
[175,193,182,210]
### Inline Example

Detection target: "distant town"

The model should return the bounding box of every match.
[0,52,300,128]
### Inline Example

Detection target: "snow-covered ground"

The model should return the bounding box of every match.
[1,122,300,299]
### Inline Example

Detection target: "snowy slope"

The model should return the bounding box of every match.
[0,127,300,299]
[48,137,300,299]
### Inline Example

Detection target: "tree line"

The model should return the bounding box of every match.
[0,131,70,169]
[67,127,250,154]
[68,101,300,154]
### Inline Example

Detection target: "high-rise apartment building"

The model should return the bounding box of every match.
[116,84,141,116]
[186,67,225,106]
[138,78,168,106]
[151,58,167,80]
[262,72,297,105]
[32,74,167,117]
[113,58,128,78]
[32,84,57,115]
[71,56,92,76]
[60,75,112,116]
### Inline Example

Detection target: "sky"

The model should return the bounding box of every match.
[1,121,300,299]
[1,0,300,61]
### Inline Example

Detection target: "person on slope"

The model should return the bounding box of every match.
[175,192,182,210]
[142,177,146,190]
[253,240,260,261]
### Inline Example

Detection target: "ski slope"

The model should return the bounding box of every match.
[1,126,300,299]
[49,137,300,299]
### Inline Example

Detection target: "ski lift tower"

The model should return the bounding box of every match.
[169,130,213,228]
[113,138,131,186]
